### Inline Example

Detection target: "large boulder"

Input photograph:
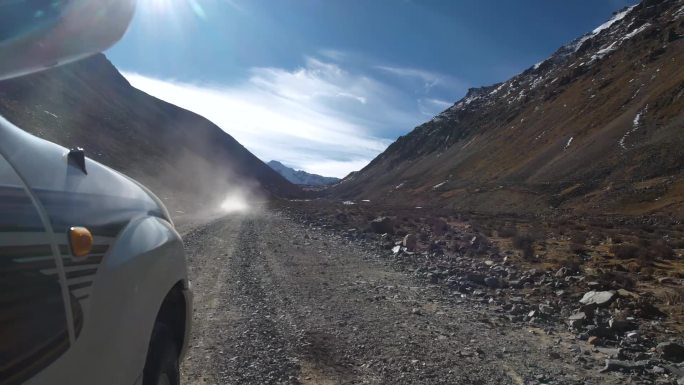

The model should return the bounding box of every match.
[657,342,684,363]
[579,291,616,308]
[370,217,394,234]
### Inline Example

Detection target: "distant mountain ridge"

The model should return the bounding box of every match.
[268,161,340,186]
[332,0,684,217]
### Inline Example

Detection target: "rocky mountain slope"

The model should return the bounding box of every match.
[268,160,340,186]
[333,0,684,218]
[0,54,301,213]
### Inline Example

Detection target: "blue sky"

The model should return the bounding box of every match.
[107,0,637,177]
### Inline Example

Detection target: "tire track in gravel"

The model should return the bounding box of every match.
[214,216,302,384]
[180,217,245,385]
[181,214,303,385]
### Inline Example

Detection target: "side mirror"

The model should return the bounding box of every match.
[0,0,136,81]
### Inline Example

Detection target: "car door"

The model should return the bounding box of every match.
[0,152,71,385]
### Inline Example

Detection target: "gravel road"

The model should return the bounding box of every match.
[179,210,621,385]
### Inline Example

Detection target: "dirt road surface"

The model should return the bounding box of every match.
[179,210,620,385]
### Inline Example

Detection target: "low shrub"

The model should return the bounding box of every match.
[598,271,636,290]
[570,232,587,245]
[610,244,640,259]
[669,239,684,249]
[498,226,517,238]
[651,240,675,260]
[512,234,535,259]
[569,243,588,255]
[663,287,684,306]
[557,255,582,273]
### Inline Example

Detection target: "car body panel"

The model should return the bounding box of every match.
[0,154,70,385]
[0,116,190,385]
[26,216,187,385]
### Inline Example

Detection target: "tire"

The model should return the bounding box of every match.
[143,325,180,385]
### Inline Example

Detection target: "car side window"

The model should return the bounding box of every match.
[0,155,70,385]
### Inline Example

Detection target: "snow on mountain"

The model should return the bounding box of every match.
[268,161,340,186]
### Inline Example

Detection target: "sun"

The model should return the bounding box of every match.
[138,0,206,20]
[143,0,175,12]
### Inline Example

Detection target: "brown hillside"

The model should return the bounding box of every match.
[333,0,684,218]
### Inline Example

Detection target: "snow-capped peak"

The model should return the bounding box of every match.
[592,6,635,35]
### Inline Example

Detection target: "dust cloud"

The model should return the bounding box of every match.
[137,147,266,225]
[221,190,252,213]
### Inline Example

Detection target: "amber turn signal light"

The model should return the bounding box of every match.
[69,226,93,258]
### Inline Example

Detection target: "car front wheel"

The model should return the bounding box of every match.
[143,325,180,385]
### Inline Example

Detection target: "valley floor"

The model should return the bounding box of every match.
[178,209,632,385]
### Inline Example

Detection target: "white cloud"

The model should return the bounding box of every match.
[122,57,435,178]
[418,98,453,116]
[375,65,464,91]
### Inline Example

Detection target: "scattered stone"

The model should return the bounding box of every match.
[509,304,525,315]
[370,217,394,234]
[652,366,666,374]
[586,326,612,338]
[657,341,684,363]
[287,204,682,384]
[568,312,587,329]
[663,363,684,378]
[466,273,486,285]
[484,276,501,288]
[600,359,650,373]
[609,318,638,334]
[579,291,616,308]
[538,304,554,317]
[617,289,640,300]
[596,347,622,359]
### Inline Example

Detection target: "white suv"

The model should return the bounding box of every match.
[0,1,192,384]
